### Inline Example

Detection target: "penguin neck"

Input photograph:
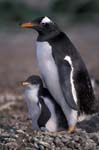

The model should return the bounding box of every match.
[37,30,61,42]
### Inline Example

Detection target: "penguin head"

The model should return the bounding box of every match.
[21,75,43,90]
[20,16,61,40]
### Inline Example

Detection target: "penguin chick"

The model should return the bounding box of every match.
[21,76,42,130]
[21,75,68,132]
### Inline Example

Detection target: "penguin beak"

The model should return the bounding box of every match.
[21,81,30,86]
[20,22,39,28]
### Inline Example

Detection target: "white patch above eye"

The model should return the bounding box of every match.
[41,16,52,24]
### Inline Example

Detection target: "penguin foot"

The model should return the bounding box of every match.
[67,125,76,134]
[40,127,49,132]
[57,131,66,135]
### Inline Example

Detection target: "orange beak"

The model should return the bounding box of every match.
[20,22,38,28]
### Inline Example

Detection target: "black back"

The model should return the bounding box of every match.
[38,97,51,127]
[47,32,96,114]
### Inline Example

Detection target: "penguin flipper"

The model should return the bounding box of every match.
[59,60,78,110]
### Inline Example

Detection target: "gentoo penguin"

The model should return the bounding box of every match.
[21,75,68,132]
[20,16,97,133]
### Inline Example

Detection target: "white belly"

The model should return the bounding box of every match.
[36,42,65,106]
[36,42,78,126]
[42,96,57,132]
[24,88,41,129]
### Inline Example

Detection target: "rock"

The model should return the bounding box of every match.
[0,94,99,149]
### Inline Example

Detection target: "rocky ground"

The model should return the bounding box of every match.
[0,93,99,150]
[0,25,99,149]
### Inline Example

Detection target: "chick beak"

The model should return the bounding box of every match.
[20,22,38,28]
[21,81,30,86]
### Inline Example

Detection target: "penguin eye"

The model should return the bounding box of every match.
[42,23,49,28]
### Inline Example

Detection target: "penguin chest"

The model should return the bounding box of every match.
[24,87,39,104]
[24,88,41,120]
[36,42,64,104]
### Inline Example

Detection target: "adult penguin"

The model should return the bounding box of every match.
[20,16,97,133]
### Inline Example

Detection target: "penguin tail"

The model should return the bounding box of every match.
[92,100,99,114]
[81,100,99,115]
[79,94,99,115]
[78,100,99,123]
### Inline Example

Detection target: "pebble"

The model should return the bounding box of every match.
[89,133,99,144]
[34,142,39,149]
[55,137,61,144]
[0,94,99,150]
